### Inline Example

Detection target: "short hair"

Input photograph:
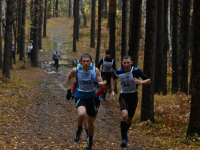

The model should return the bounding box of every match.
[122,55,132,61]
[80,53,92,61]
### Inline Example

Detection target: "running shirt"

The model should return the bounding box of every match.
[28,45,33,53]
[97,57,116,73]
[75,65,96,99]
[53,53,60,59]
[113,67,149,93]
[73,60,79,67]
[12,46,15,52]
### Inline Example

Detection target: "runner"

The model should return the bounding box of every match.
[66,53,105,149]
[12,42,16,64]
[52,51,60,71]
[73,57,79,67]
[111,55,151,148]
[97,50,116,101]
[27,42,33,63]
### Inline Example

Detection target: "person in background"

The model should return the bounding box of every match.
[12,42,16,64]
[52,51,60,71]
[27,42,33,63]
[73,57,79,67]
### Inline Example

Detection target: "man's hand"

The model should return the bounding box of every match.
[111,91,115,101]
[91,77,98,85]
[134,77,141,84]
[66,89,72,100]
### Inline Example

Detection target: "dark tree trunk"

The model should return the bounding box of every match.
[31,0,39,67]
[105,0,107,19]
[0,0,2,69]
[43,0,47,37]
[128,0,133,46]
[95,0,102,67]
[154,0,164,94]
[38,0,43,49]
[3,0,14,78]
[109,0,116,61]
[19,0,26,61]
[55,0,58,17]
[76,0,79,41]
[30,0,34,41]
[69,0,71,17]
[187,0,200,136]
[90,0,95,47]
[172,0,179,94]
[17,0,22,55]
[48,1,51,19]
[180,0,191,94]
[162,0,169,95]
[128,0,142,67]
[141,0,157,123]
[121,0,128,64]
[73,0,77,52]
[80,0,87,26]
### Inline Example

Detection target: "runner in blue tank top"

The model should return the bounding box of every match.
[111,55,151,148]
[66,53,105,149]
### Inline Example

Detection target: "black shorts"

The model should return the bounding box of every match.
[101,72,111,85]
[119,92,138,118]
[75,97,99,117]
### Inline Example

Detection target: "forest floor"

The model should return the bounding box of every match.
[0,18,161,149]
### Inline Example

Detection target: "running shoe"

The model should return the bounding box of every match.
[85,134,89,141]
[121,140,127,147]
[74,130,82,142]
[86,141,93,149]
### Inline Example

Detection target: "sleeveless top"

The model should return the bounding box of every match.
[54,53,60,59]
[74,60,79,67]
[102,58,113,72]
[75,66,96,99]
[116,67,137,93]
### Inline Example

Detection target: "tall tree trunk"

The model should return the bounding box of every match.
[143,0,146,28]
[1,0,5,37]
[76,0,79,41]
[162,0,169,95]
[187,0,200,136]
[141,0,157,122]
[80,0,87,26]
[31,0,39,67]
[43,0,47,37]
[154,0,164,94]
[180,0,191,94]
[104,0,107,19]
[30,0,34,41]
[0,0,2,69]
[3,0,13,78]
[128,0,133,46]
[73,0,77,52]
[109,0,116,61]
[55,0,58,17]
[38,0,43,49]
[95,0,102,67]
[17,0,22,55]
[168,0,172,67]
[121,0,128,63]
[171,0,179,94]
[48,1,51,19]
[69,0,71,17]
[19,0,26,61]
[90,0,95,47]
[128,0,142,67]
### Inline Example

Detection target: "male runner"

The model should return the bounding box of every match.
[52,51,60,70]
[66,53,105,149]
[111,55,151,147]
[97,50,116,101]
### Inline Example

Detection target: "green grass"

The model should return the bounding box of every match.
[47,82,56,86]
[35,80,42,86]
[63,84,67,88]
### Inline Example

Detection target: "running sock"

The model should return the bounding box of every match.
[78,125,82,131]
[89,135,93,142]
[121,121,127,140]
[85,129,88,135]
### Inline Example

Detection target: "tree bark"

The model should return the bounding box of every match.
[3,0,13,78]
[38,0,43,49]
[141,0,157,122]
[171,0,179,94]
[69,0,71,17]
[48,1,51,19]
[76,0,79,41]
[121,0,128,64]
[43,0,47,37]
[55,0,58,17]
[168,0,172,67]
[0,0,2,69]
[1,0,5,37]
[187,0,200,136]
[73,0,77,52]
[154,0,164,94]
[17,0,22,55]
[128,0,142,67]
[90,0,95,47]
[80,0,87,26]
[95,0,102,67]
[180,0,191,94]
[30,0,34,41]
[31,0,39,67]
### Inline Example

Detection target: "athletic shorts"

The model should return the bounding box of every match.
[119,92,138,118]
[101,72,111,85]
[75,97,99,117]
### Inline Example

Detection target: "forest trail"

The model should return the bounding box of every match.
[0,18,157,149]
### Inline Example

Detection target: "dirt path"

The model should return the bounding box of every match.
[0,18,158,149]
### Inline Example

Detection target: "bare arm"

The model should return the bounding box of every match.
[134,78,151,85]
[111,77,115,101]
[96,68,105,88]
[66,68,77,90]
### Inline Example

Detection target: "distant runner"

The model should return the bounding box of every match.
[52,51,60,71]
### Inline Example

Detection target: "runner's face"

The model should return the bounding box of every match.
[122,58,132,71]
[81,57,91,70]
[106,54,111,59]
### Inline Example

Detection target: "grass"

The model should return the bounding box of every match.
[47,82,56,86]
[63,84,67,88]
